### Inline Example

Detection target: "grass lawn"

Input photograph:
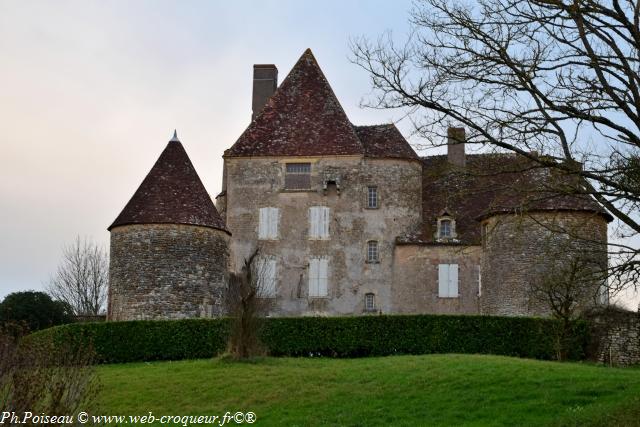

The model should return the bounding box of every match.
[98,354,640,427]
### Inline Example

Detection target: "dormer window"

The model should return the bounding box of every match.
[436,212,457,241]
[440,219,452,238]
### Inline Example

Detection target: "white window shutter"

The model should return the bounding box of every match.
[315,207,319,238]
[265,259,276,297]
[322,207,330,238]
[449,264,459,297]
[318,258,328,296]
[258,208,268,239]
[309,207,329,239]
[309,258,319,296]
[438,264,449,297]
[269,208,278,239]
[309,207,316,238]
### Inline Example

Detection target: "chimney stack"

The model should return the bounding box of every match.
[252,64,278,120]
[447,127,466,167]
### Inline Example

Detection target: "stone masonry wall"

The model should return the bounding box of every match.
[224,155,422,316]
[107,224,229,321]
[587,308,640,367]
[481,211,608,316]
[392,245,481,314]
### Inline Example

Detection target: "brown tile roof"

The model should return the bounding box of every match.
[226,49,363,157]
[398,154,612,245]
[355,124,419,160]
[109,138,228,233]
[225,49,418,161]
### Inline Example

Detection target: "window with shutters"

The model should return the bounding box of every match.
[438,264,459,298]
[309,206,330,239]
[366,241,379,263]
[285,163,311,189]
[257,258,277,298]
[308,257,328,297]
[364,293,376,311]
[258,207,279,240]
[367,186,378,209]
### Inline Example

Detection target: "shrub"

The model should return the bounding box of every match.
[26,314,589,364]
[0,322,100,419]
[0,291,74,332]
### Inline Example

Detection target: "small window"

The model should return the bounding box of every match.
[309,206,330,239]
[367,241,379,263]
[258,207,279,240]
[367,186,378,208]
[309,258,329,297]
[438,264,459,298]
[365,293,376,311]
[285,163,311,189]
[440,220,451,238]
[436,215,456,241]
[476,265,482,297]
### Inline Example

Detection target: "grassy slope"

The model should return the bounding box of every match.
[98,355,640,427]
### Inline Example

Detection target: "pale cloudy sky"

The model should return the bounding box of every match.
[0,0,637,309]
[0,0,416,299]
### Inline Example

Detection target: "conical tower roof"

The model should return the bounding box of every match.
[109,131,228,233]
[226,48,363,157]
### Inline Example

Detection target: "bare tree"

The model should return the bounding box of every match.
[351,0,640,290]
[224,249,273,359]
[47,236,108,316]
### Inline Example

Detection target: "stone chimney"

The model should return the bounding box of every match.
[252,64,278,120]
[447,127,466,167]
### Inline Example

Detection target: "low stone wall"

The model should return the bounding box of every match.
[586,307,640,367]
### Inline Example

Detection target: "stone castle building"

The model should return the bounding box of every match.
[107,49,611,321]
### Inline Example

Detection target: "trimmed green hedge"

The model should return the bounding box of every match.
[25,315,589,364]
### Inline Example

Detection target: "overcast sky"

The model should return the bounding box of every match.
[1,0,637,309]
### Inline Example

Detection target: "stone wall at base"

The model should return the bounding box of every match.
[587,308,640,367]
[107,223,229,321]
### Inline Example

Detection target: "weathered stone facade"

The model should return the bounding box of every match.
[481,212,608,316]
[108,224,229,320]
[222,156,422,315]
[391,245,481,314]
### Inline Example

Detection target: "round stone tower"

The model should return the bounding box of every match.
[107,131,230,321]
[480,208,611,317]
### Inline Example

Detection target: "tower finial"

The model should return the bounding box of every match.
[170,129,180,142]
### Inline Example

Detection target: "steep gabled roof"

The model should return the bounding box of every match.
[109,135,228,233]
[355,124,419,160]
[225,49,363,157]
